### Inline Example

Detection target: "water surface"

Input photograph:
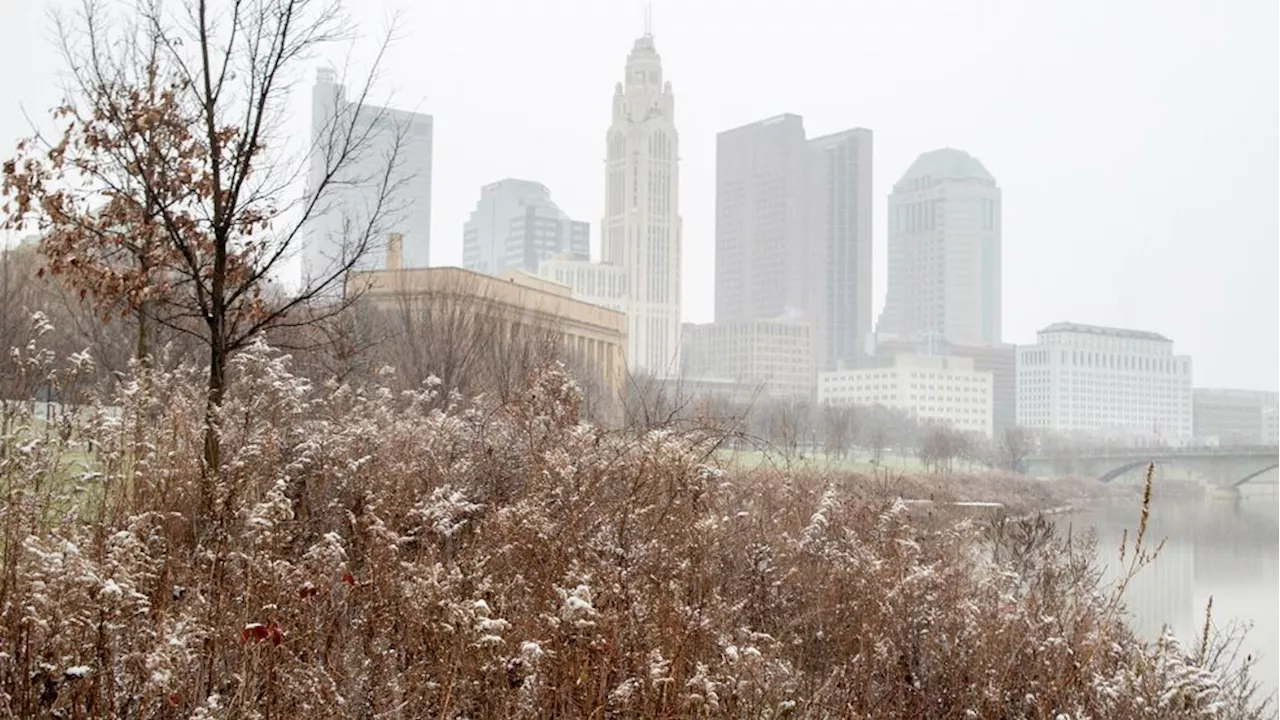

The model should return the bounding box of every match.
[1072,492,1278,704]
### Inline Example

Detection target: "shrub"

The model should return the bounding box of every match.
[0,334,1270,718]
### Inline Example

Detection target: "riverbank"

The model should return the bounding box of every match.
[718,447,1223,520]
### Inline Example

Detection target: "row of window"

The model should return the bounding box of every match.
[823,372,987,383]
[1020,349,1188,374]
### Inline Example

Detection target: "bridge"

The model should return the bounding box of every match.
[1023,445,1279,488]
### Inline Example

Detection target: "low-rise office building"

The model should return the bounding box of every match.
[1267,408,1280,446]
[818,354,994,437]
[681,318,815,399]
[1192,388,1279,445]
[1016,322,1192,441]
[866,332,1016,434]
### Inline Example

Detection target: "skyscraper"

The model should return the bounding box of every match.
[462,179,588,276]
[602,30,682,376]
[877,148,1001,346]
[808,128,874,370]
[713,115,872,372]
[303,68,433,280]
[715,115,809,324]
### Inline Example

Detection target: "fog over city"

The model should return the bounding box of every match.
[0,0,1275,715]
[2,0,1276,390]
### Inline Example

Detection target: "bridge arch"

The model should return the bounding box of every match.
[1231,463,1279,488]
[1096,460,1279,488]
[1098,460,1151,484]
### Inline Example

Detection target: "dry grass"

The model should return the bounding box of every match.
[0,339,1271,718]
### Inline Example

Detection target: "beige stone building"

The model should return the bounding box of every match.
[350,237,627,397]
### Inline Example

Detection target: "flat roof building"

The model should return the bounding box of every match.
[1017,322,1192,440]
[682,318,815,400]
[536,257,627,314]
[819,354,994,437]
[866,332,1016,435]
[1192,388,1279,445]
[304,68,433,278]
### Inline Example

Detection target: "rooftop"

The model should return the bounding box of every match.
[1038,322,1171,343]
[897,148,995,186]
[717,113,805,138]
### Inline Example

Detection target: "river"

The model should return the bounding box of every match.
[1072,490,1279,706]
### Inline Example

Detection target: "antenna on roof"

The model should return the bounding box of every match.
[644,1,652,37]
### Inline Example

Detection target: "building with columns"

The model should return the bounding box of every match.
[349,237,627,400]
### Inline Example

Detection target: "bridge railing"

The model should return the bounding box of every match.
[1027,444,1279,461]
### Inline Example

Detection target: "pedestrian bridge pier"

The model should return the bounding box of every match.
[1023,446,1279,490]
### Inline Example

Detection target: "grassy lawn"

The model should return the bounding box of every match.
[715,447,929,474]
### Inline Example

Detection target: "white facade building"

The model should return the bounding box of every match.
[303,68,433,279]
[1016,322,1193,440]
[602,31,683,375]
[877,148,1001,346]
[536,257,627,313]
[1266,408,1280,446]
[462,179,588,276]
[818,354,994,437]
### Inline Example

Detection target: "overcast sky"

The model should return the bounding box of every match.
[2,0,1277,391]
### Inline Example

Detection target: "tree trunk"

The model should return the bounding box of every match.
[134,303,149,366]
[201,322,226,521]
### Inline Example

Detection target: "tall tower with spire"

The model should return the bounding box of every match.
[602,27,682,376]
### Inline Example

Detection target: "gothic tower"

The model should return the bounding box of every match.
[602,29,682,375]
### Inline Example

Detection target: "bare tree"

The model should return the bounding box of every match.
[2,0,409,500]
[918,424,969,475]
[999,425,1034,473]
[862,405,891,466]
[372,272,571,407]
[820,402,857,462]
[755,396,813,460]
[964,435,998,472]
[622,373,688,430]
[861,403,919,466]
[263,297,386,385]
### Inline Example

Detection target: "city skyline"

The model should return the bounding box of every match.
[1,0,1275,391]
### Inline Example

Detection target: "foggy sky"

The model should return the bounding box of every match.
[2,0,1276,391]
